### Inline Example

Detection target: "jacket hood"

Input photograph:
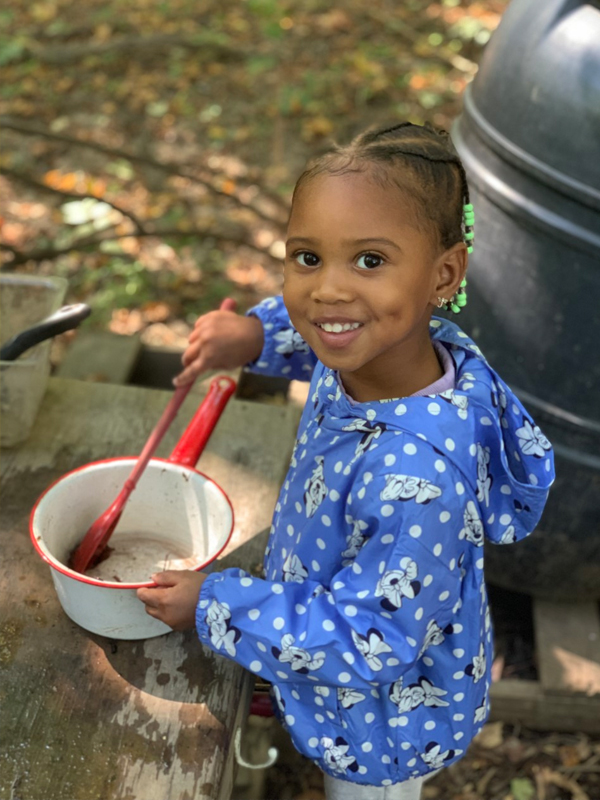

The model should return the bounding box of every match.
[312,317,555,545]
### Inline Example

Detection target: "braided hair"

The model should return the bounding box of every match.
[293,121,471,255]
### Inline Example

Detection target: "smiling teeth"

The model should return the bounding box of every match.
[318,322,361,333]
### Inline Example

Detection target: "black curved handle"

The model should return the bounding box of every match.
[0,303,91,361]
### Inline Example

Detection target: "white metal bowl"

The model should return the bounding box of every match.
[29,376,236,640]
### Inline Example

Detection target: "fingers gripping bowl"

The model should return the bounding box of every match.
[29,377,236,640]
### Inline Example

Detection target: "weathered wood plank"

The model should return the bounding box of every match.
[56,330,142,383]
[533,600,600,696]
[0,377,301,800]
[490,679,600,734]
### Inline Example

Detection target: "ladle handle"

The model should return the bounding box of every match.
[114,298,237,488]
[168,375,237,468]
[0,303,91,361]
[125,383,193,488]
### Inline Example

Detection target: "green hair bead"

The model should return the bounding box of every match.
[450,303,460,314]
[460,278,467,288]
[456,294,467,308]
[462,198,475,259]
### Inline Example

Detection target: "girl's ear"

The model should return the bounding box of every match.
[430,242,468,305]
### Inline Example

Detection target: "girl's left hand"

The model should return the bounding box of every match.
[136,570,207,631]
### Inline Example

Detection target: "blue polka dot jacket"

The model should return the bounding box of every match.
[196,296,555,786]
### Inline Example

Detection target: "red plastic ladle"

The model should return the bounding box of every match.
[69,298,237,574]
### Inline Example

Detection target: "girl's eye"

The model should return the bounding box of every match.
[357,253,384,270]
[295,251,320,268]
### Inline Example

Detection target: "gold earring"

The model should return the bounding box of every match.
[436,297,447,309]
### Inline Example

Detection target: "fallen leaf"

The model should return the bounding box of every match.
[221,179,236,195]
[314,9,351,33]
[302,116,334,140]
[475,721,504,749]
[141,301,171,322]
[410,74,429,90]
[89,178,107,198]
[94,22,112,42]
[510,777,535,800]
[44,170,75,191]
[31,2,57,22]
[559,744,584,768]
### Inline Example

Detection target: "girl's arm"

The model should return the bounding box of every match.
[194,465,468,688]
[175,296,317,386]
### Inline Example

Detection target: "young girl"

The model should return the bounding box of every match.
[138,122,554,799]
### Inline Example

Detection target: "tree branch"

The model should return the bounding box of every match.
[18,33,247,66]
[1,228,281,268]
[1,117,287,227]
[2,167,147,234]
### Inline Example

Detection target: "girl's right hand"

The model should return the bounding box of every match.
[173,309,264,386]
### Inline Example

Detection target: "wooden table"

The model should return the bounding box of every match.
[0,377,300,800]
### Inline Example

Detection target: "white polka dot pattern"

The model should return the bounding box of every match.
[194,297,554,786]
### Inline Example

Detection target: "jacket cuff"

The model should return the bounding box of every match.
[244,297,287,372]
[195,571,222,647]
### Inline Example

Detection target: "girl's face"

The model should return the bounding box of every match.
[283,172,461,401]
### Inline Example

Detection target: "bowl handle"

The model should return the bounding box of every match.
[168,375,237,468]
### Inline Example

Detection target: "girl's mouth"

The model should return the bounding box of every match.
[313,320,364,348]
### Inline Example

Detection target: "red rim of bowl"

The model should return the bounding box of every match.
[29,457,235,590]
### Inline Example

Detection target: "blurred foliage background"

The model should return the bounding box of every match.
[0,0,507,346]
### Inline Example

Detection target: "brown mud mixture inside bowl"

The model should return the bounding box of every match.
[83,531,199,583]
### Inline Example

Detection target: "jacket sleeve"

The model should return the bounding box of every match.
[196,460,468,688]
[245,295,318,381]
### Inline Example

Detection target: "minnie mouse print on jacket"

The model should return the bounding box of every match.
[196,295,554,787]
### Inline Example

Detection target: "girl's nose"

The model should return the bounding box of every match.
[310,264,354,304]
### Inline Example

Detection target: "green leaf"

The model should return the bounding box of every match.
[247,55,278,77]
[247,0,279,17]
[198,103,222,122]
[0,37,26,66]
[262,21,284,39]
[146,100,170,117]
[510,778,535,800]
[106,159,135,181]
[45,20,71,37]
[417,91,443,110]
[188,30,232,48]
